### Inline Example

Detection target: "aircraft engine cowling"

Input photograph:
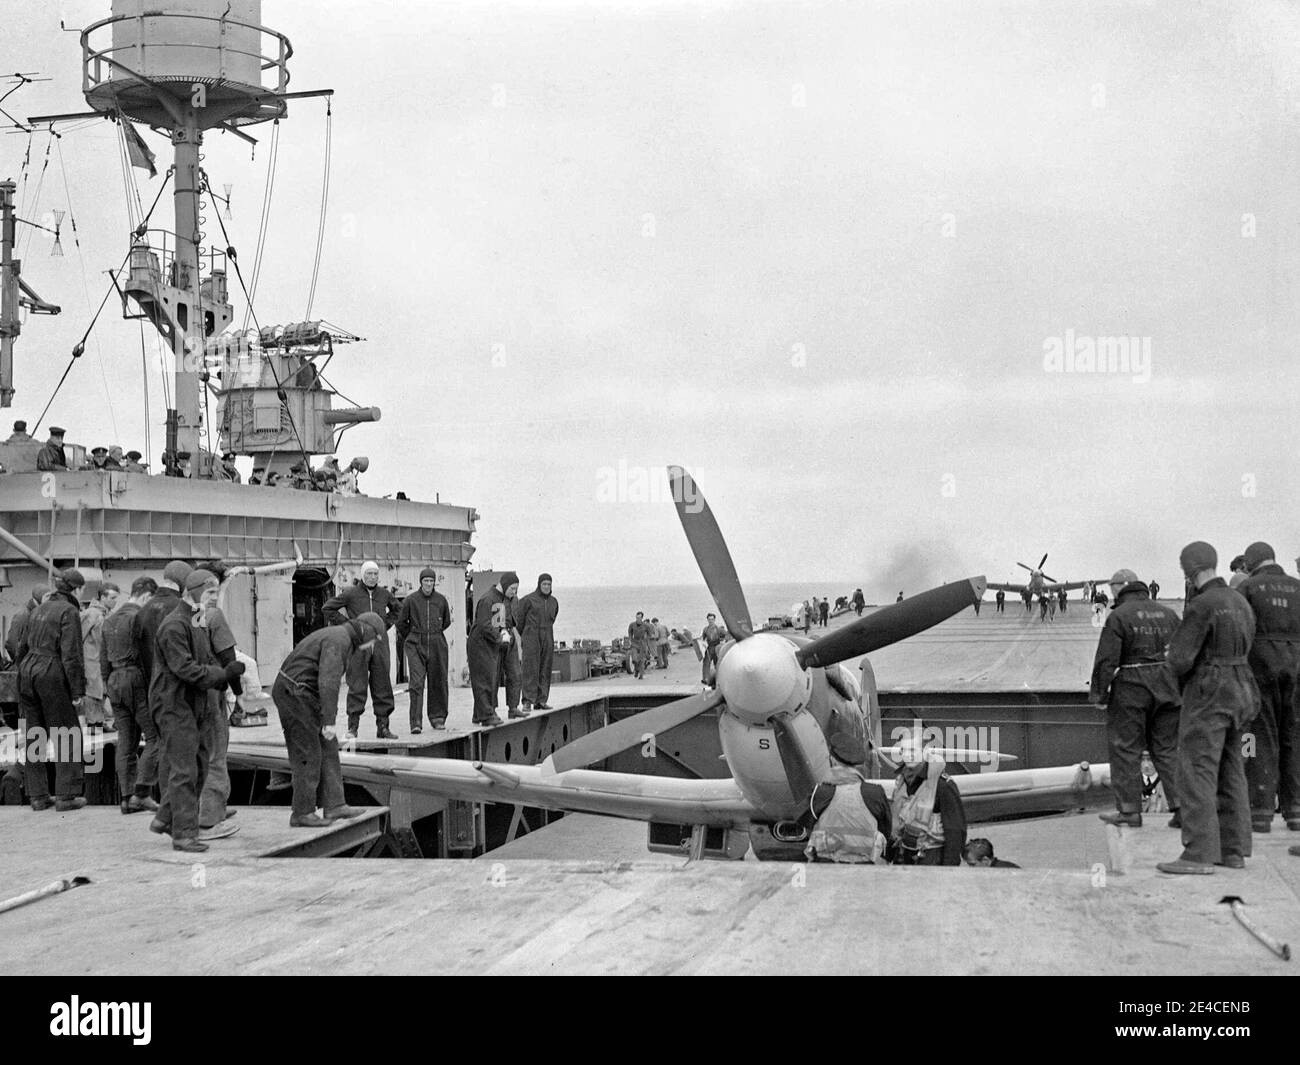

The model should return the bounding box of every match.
[715,633,811,726]
[719,708,831,817]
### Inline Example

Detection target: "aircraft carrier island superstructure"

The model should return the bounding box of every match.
[0,0,477,681]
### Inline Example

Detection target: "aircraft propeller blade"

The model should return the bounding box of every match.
[772,712,818,811]
[1041,572,1059,583]
[1038,552,1049,570]
[795,576,986,670]
[1016,561,1034,573]
[544,687,724,774]
[668,465,754,640]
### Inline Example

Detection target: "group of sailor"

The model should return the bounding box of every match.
[1090,540,1300,873]
[0,418,365,493]
[0,421,148,474]
[0,557,393,848]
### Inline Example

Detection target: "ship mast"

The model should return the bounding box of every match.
[168,104,205,468]
[31,2,331,477]
[0,179,61,408]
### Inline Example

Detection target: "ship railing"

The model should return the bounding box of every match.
[81,13,292,100]
[127,230,227,294]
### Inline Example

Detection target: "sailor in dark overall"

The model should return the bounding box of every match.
[17,570,87,811]
[272,613,377,826]
[516,573,558,711]
[4,585,45,666]
[103,576,161,814]
[701,613,725,685]
[1236,541,1300,832]
[34,426,68,471]
[1158,542,1259,874]
[150,570,244,852]
[396,568,452,731]
[3,585,45,731]
[468,572,518,726]
[323,560,399,739]
[1089,569,1182,828]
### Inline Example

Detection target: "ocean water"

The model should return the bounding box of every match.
[549,582,871,645]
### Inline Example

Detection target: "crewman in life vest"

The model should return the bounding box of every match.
[803,779,892,863]
[888,735,966,866]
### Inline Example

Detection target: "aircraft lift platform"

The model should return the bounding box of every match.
[5,606,1116,859]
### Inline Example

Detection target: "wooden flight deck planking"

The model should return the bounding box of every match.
[0,806,1296,974]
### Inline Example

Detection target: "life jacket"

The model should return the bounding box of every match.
[805,784,884,864]
[891,760,948,853]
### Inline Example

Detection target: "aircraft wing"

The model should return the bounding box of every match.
[232,743,1110,828]
[228,744,762,828]
[868,761,1109,801]
[985,581,1028,594]
[944,761,1110,811]
[1043,580,1102,593]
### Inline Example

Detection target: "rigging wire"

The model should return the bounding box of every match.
[32,245,132,433]
[316,370,360,409]
[58,135,120,441]
[242,119,279,331]
[32,172,173,434]
[304,99,332,320]
[114,113,145,234]
[207,171,316,480]
[16,129,33,216]
[20,130,52,259]
[138,322,152,465]
[113,119,134,233]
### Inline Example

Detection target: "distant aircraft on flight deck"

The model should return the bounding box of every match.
[230,472,1113,861]
[986,553,1108,599]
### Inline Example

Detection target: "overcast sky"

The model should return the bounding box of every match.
[5,0,1300,593]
